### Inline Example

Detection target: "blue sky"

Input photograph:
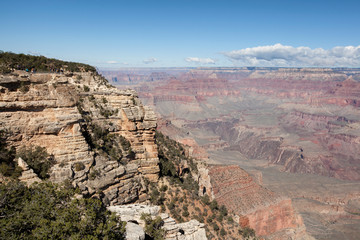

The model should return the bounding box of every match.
[1,0,359,68]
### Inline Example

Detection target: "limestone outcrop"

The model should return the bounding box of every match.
[108,204,207,240]
[17,157,41,186]
[126,222,145,240]
[107,204,161,223]
[163,218,207,240]
[0,71,159,204]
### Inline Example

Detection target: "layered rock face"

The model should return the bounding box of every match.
[139,77,241,106]
[108,204,207,240]
[0,71,159,205]
[100,68,191,85]
[207,165,310,239]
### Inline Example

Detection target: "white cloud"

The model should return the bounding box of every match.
[185,57,216,64]
[143,58,158,64]
[222,44,360,67]
[106,60,118,64]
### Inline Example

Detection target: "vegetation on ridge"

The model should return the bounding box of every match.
[0,51,96,73]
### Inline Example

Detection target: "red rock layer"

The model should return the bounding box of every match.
[138,77,241,104]
[208,165,305,237]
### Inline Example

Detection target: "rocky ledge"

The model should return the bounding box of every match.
[108,204,207,240]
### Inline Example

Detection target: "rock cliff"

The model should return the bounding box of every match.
[207,165,311,239]
[0,71,159,204]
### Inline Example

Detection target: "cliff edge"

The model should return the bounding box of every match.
[0,70,159,205]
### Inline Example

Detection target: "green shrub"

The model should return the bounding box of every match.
[88,169,100,180]
[0,130,21,178]
[160,185,168,192]
[167,201,175,210]
[182,211,189,217]
[0,181,126,239]
[239,227,256,239]
[19,82,29,93]
[194,215,204,223]
[119,136,131,151]
[141,214,164,240]
[88,95,96,101]
[16,145,55,179]
[207,214,215,223]
[220,205,228,216]
[99,108,114,118]
[201,195,210,205]
[212,223,219,231]
[83,85,90,92]
[74,162,85,171]
[0,65,11,74]
[150,188,160,204]
[209,200,218,211]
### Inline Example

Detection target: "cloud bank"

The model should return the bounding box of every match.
[143,58,158,64]
[223,44,360,67]
[185,57,216,64]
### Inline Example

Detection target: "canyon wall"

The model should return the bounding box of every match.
[207,165,311,239]
[0,71,159,205]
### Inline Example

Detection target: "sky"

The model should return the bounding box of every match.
[1,0,360,68]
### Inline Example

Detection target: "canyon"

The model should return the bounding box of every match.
[102,67,360,239]
[1,62,359,239]
[0,66,277,239]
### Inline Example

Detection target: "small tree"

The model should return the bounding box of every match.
[209,200,218,210]
[17,145,55,179]
[0,130,21,178]
[141,213,164,240]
